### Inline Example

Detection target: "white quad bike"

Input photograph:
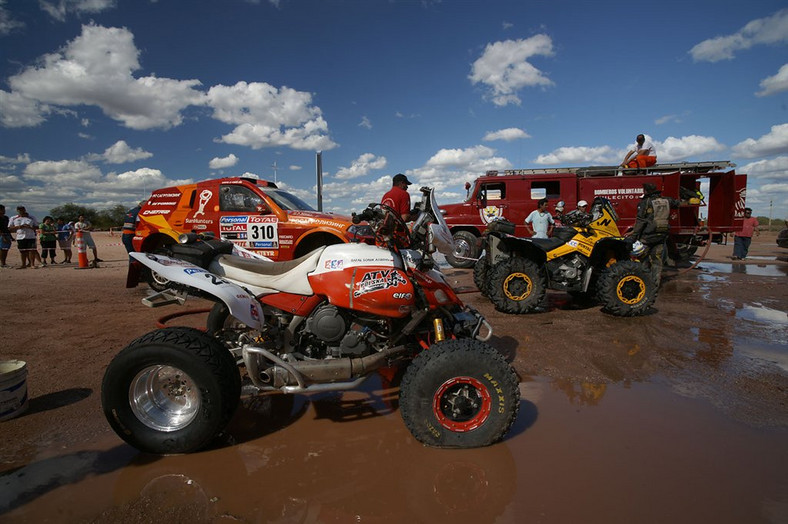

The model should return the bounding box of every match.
[102,187,520,454]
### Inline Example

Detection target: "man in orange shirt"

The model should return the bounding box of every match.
[381,173,412,222]
[732,207,760,260]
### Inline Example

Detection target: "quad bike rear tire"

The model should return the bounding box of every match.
[596,260,657,316]
[473,256,490,296]
[102,327,241,454]
[399,339,520,448]
[487,257,546,314]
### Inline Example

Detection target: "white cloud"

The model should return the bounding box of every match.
[656,135,726,161]
[0,153,31,166]
[415,145,511,191]
[23,159,103,184]
[732,124,788,158]
[756,64,788,97]
[483,127,530,141]
[334,153,387,180]
[39,0,117,21]
[207,81,337,151]
[689,9,788,62]
[0,1,24,35]
[535,145,619,165]
[469,34,555,107]
[359,116,372,129]
[289,165,302,171]
[740,156,788,180]
[3,24,205,130]
[101,140,153,164]
[209,153,239,169]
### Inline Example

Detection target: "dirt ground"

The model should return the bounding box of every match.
[1,231,786,523]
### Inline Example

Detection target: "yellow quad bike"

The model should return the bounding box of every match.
[474,197,657,317]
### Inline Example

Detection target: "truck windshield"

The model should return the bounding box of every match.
[261,188,315,211]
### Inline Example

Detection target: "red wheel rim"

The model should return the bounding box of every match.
[432,376,492,432]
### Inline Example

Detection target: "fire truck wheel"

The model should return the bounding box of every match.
[102,327,241,454]
[399,339,520,448]
[487,257,546,314]
[446,231,479,268]
[473,256,490,296]
[597,260,657,317]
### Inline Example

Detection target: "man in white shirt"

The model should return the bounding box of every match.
[8,206,41,269]
[621,134,657,169]
[524,198,555,239]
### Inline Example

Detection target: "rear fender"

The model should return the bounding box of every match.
[487,233,547,265]
[129,252,264,330]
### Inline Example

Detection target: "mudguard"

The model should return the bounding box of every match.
[129,252,264,330]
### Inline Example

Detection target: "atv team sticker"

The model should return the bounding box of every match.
[353,269,407,298]
[220,215,279,248]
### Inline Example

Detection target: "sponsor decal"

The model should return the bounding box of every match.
[185,218,213,224]
[151,201,177,206]
[568,240,579,247]
[220,216,249,224]
[353,269,407,297]
[324,259,344,270]
[141,209,169,216]
[250,241,276,248]
[144,253,192,267]
[480,206,504,224]
[194,189,213,217]
[152,192,182,198]
[184,267,207,275]
[592,187,643,200]
[392,292,412,300]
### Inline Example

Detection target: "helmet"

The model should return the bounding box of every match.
[556,200,565,210]
[577,200,588,207]
[631,240,646,256]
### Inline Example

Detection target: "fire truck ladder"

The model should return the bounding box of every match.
[502,160,735,177]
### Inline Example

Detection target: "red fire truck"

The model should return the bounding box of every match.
[440,161,747,268]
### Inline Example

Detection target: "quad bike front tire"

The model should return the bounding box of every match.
[473,256,490,297]
[488,257,546,314]
[399,339,520,448]
[102,327,241,454]
[596,260,657,316]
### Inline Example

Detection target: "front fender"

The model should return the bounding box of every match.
[130,252,264,330]
[487,233,547,265]
[589,237,631,265]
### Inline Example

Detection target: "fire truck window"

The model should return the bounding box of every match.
[481,183,506,202]
[530,181,561,200]
[220,186,264,212]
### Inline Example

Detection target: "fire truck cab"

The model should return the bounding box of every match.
[440,161,747,268]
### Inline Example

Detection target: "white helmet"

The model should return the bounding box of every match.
[631,240,646,256]
[577,200,588,208]
[556,200,565,210]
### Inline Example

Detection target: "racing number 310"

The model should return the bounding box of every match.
[249,224,276,240]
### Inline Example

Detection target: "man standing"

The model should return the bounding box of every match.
[524,198,555,239]
[74,214,101,263]
[621,134,657,170]
[122,201,144,254]
[8,206,40,269]
[630,183,678,285]
[0,205,12,268]
[381,173,413,222]
[732,207,759,260]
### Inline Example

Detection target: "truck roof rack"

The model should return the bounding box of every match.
[499,161,736,177]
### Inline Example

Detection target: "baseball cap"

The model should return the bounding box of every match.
[577,200,588,207]
[393,173,412,185]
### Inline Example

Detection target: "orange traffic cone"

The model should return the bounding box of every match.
[75,229,90,269]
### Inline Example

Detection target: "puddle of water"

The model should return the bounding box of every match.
[697,262,786,277]
[3,379,787,523]
[736,304,788,325]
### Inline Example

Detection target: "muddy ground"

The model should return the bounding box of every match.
[1,232,786,523]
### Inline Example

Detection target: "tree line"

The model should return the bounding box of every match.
[49,203,128,230]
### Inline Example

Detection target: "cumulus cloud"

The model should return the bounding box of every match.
[689,9,788,62]
[413,145,511,191]
[469,34,555,106]
[334,153,387,180]
[23,159,103,185]
[209,153,239,169]
[740,156,788,180]
[535,145,619,165]
[39,0,117,21]
[3,24,205,130]
[483,127,530,141]
[207,81,337,151]
[100,140,153,164]
[657,135,726,161]
[756,64,788,97]
[732,124,788,158]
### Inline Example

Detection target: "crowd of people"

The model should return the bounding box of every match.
[0,204,101,269]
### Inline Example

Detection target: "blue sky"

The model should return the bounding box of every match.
[1,0,787,221]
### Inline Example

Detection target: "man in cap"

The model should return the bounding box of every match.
[576,200,589,214]
[382,173,413,222]
[630,182,679,285]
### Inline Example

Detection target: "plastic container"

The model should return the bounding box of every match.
[0,360,29,421]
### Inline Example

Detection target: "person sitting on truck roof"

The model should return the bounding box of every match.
[525,198,554,239]
[382,173,413,222]
[620,134,657,170]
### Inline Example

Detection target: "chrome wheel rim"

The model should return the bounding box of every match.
[130,365,200,432]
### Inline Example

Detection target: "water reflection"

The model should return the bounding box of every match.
[698,262,786,277]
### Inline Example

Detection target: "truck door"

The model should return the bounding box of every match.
[218,184,281,259]
[477,181,509,224]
